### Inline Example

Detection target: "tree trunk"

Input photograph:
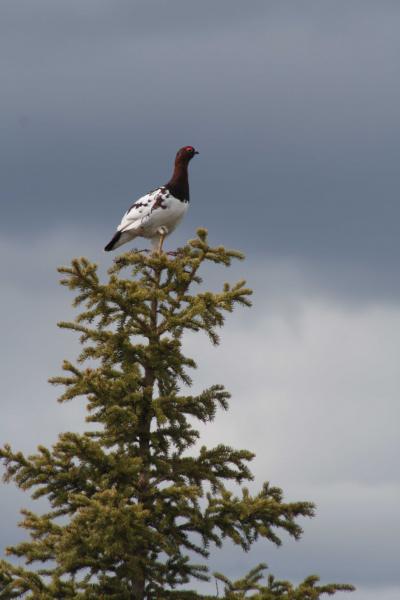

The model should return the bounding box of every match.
[131,266,161,599]
[132,574,146,600]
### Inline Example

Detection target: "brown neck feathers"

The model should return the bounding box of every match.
[165,158,190,201]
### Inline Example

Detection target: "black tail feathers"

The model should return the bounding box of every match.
[104,231,121,252]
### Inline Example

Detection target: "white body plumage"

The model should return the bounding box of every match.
[106,187,188,251]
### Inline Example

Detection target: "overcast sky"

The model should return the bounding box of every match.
[1,2,399,598]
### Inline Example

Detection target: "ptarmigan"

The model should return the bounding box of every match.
[104,146,198,253]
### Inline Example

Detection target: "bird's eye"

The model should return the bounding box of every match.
[185,146,194,153]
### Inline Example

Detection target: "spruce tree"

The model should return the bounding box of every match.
[0,230,354,599]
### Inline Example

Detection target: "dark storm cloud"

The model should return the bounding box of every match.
[1,0,400,305]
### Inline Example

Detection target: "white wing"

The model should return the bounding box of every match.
[117,187,165,233]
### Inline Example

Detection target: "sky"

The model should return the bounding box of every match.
[1,1,399,598]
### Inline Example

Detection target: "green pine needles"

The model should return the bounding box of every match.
[0,230,354,599]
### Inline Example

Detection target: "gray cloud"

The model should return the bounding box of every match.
[190,305,400,487]
[1,1,400,301]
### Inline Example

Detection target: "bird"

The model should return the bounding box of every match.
[104,146,199,254]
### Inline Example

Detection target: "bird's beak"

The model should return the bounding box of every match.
[194,150,199,155]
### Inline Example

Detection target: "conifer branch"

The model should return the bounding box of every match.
[214,563,355,598]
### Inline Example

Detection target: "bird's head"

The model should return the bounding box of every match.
[175,146,199,164]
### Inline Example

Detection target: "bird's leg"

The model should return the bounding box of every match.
[153,226,168,255]
[157,233,165,254]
